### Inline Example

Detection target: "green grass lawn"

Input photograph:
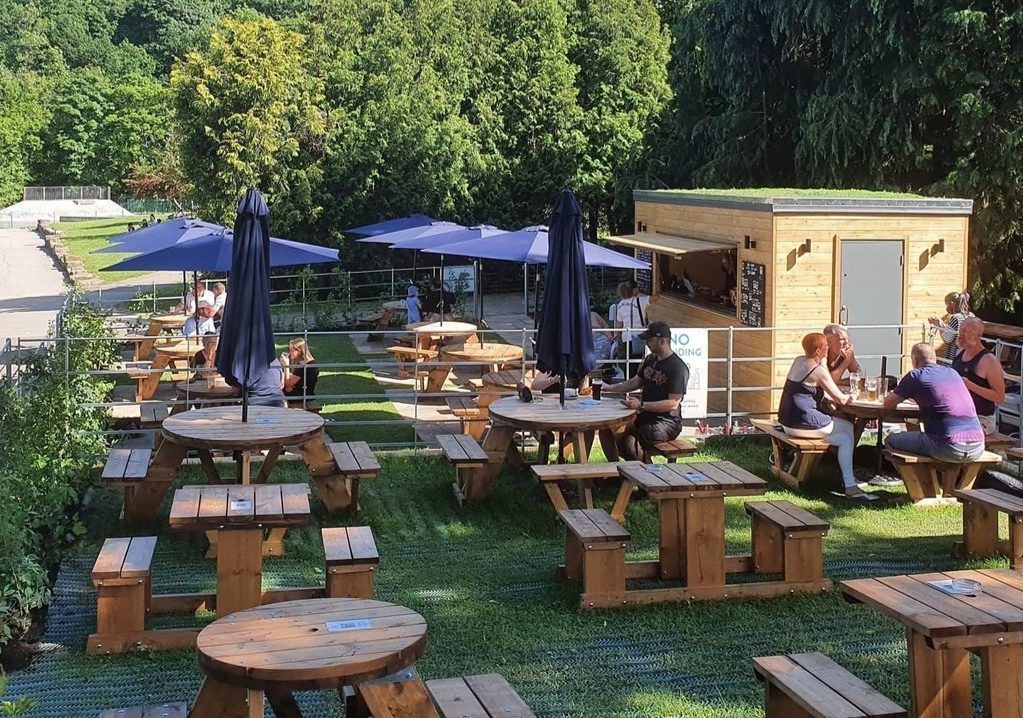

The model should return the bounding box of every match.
[8,432,1007,716]
[53,217,148,283]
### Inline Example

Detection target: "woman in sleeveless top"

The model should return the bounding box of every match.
[779,333,871,499]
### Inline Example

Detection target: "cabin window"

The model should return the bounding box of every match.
[657,248,738,317]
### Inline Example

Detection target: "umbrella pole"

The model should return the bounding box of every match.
[193,271,200,324]
[439,254,445,326]
[242,387,248,422]
[533,267,541,329]
[522,263,528,316]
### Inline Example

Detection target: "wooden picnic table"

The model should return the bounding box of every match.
[168,483,311,616]
[136,312,188,358]
[843,396,922,476]
[617,462,767,588]
[135,338,202,400]
[441,342,524,377]
[842,569,1023,718]
[124,406,359,523]
[171,376,241,414]
[462,396,635,502]
[192,598,427,718]
[407,320,477,350]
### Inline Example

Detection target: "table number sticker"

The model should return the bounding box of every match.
[254,417,278,424]
[325,619,372,632]
[229,500,252,511]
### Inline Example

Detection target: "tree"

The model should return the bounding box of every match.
[116,0,227,72]
[171,14,327,231]
[569,0,671,239]
[0,69,46,206]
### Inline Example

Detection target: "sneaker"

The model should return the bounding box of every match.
[868,476,903,487]
[856,482,871,491]
[844,486,879,501]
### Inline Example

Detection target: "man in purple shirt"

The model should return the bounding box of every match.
[883,344,985,484]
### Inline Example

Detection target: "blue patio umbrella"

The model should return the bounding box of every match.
[355,221,464,245]
[215,189,276,423]
[346,214,435,237]
[534,190,595,407]
[99,230,339,272]
[95,218,227,253]
[392,226,506,323]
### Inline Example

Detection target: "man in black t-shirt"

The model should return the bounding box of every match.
[604,321,689,461]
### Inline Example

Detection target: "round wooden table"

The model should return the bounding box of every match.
[843,397,922,478]
[442,343,524,374]
[482,369,531,391]
[137,312,189,361]
[172,377,241,414]
[407,320,477,350]
[154,337,202,359]
[193,598,428,716]
[160,406,325,485]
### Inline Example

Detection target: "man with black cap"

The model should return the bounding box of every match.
[604,320,689,461]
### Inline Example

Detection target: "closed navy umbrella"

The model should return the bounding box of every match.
[534,190,595,407]
[216,188,276,422]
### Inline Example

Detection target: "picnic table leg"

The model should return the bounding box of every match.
[198,450,221,484]
[255,445,283,483]
[265,687,304,718]
[980,643,1023,718]
[658,497,684,580]
[683,495,726,588]
[300,433,354,512]
[609,480,634,523]
[216,528,263,617]
[464,425,516,502]
[571,433,590,464]
[137,353,171,401]
[598,428,620,462]
[124,440,186,524]
[906,629,971,718]
[137,320,163,360]
[191,677,263,718]
[238,451,252,484]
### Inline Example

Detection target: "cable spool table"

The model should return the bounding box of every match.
[192,598,428,717]
[461,396,636,502]
[136,337,202,400]
[171,377,241,414]
[137,311,188,358]
[123,406,359,523]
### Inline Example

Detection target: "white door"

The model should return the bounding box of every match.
[840,240,904,377]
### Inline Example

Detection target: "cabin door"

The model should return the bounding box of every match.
[839,240,904,377]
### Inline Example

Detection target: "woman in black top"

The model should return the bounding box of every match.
[281,338,319,398]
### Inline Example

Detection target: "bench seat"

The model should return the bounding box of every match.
[558,509,630,609]
[445,396,487,440]
[753,652,906,718]
[322,526,379,598]
[532,462,641,516]
[353,673,535,718]
[138,403,168,428]
[437,434,489,467]
[750,418,831,490]
[90,536,155,653]
[745,501,829,583]
[102,448,153,484]
[650,438,698,463]
[100,704,187,718]
[955,488,1023,568]
[985,432,1017,453]
[328,441,381,478]
[885,448,1002,506]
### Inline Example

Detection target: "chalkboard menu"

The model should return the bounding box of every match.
[634,249,652,294]
[740,261,766,327]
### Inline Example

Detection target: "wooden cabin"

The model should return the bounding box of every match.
[608,189,972,417]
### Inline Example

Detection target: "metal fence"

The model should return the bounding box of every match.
[12,310,1020,450]
[23,186,110,201]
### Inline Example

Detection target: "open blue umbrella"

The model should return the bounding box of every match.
[94,218,227,253]
[356,221,464,245]
[346,214,436,237]
[534,190,595,407]
[99,230,339,272]
[215,189,277,422]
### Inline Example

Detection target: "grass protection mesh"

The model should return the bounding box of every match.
[5,441,1001,717]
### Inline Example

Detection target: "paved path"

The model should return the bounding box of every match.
[0,228,68,343]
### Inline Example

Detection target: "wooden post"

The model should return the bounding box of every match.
[907,629,971,718]
[216,529,263,617]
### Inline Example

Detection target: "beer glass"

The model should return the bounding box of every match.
[865,377,877,401]
[591,380,603,401]
[848,372,860,399]
[875,376,888,401]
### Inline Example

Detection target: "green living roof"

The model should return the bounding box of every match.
[634,188,972,214]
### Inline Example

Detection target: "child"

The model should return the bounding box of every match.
[406,285,423,324]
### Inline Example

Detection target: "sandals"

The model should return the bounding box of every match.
[844,486,879,501]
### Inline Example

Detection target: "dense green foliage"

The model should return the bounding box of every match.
[0,297,114,645]
[5,0,1023,312]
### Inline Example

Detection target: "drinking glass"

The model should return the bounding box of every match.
[591,380,603,401]
[875,376,888,401]
[848,372,860,399]
[865,377,877,402]
[206,369,216,389]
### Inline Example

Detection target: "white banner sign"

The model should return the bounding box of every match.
[443,265,476,293]
[670,327,708,419]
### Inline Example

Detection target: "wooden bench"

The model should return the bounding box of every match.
[437,433,493,504]
[558,509,630,609]
[387,345,438,376]
[445,395,487,440]
[352,673,535,718]
[102,448,152,485]
[753,652,906,718]
[954,488,1023,569]
[750,419,831,490]
[884,448,1002,506]
[139,404,168,448]
[327,441,381,512]
[88,537,198,654]
[745,501,830,584]
[649,437,699,463]
[100,703,187,718]
[532,462,642,518]
[343,668,419,715]
[986,432,1017,453]
[322,526,379,598]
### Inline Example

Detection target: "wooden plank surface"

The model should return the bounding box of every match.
[329,442,360,473]
[350,441,381,473]
[226,485,256,523]
[752,655,872,718]
[487,396,634,432]
[462,674,537,718]
[255,484,284,519]
[195,598,428,688]
[161,406,324,451]
[559,509,629,543]
[786,653,906,718]
[125,449,152,479]
[280,483,311,518]
[346,526,379,563]
[359,679,441,718]
[102,449,132,480]
[532,462,635,481]
[955,488,1023,515]
[121,536,157,578]
[426,677,488,718]
[92,537,131,580]
[168,486,202,526]
[322,527,354,564]
[840,577,968,638]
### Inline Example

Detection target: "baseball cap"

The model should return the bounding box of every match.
[638,321,671,340]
